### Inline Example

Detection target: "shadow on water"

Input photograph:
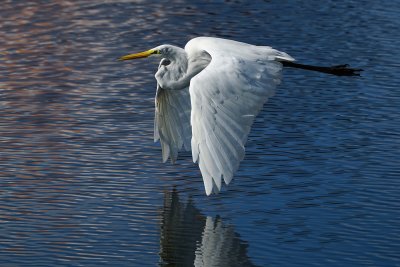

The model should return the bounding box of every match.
[160,189,257,267]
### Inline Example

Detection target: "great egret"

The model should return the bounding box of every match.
[120,37,361,195]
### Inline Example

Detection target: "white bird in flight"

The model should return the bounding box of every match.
[120,37,361,195]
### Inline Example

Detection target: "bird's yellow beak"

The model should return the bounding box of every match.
[119,49,158,61]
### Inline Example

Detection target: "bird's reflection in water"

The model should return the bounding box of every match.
[160,189,257,267]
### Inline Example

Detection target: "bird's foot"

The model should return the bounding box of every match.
[329,64,363,76]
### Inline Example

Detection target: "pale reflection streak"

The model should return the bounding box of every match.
[160,189,258,267]
[0,1,116,179]
[0,1,84,180]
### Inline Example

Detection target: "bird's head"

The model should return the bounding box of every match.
[119,45,181,61]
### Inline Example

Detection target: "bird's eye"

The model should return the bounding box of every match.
[160,59,171,66]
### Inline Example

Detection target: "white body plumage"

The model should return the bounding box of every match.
[121,37,295,195]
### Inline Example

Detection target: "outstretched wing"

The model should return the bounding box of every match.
[154,60,191,163]
[186,37,294,195]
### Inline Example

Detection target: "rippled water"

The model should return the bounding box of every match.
[1,1,399,266]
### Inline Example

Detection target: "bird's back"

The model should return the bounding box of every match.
[185,37,295,63]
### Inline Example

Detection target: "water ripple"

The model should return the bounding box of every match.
[1,0,400,266]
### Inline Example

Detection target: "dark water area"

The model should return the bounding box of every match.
[1,0,399,266]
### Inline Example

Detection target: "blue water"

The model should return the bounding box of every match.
[1,1,399,266]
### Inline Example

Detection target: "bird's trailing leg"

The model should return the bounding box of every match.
[280,61,363,76]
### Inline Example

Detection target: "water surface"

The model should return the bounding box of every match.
[1,1,399,266]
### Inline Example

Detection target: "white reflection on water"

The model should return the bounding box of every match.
[160,189,257,267]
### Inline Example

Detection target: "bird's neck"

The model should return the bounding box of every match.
[171,50,189,77]
[156,46,211,91]
[164,52,210,91]
[156,48,190,90]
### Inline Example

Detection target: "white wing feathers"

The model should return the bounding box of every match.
[154,78,191,163]
[153,37,294,195]
[186,37,294,195]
